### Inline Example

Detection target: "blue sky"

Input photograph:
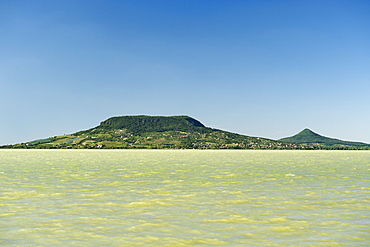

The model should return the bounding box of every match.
[1,0,370,145]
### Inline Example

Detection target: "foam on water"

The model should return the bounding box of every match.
[0,150,369,246]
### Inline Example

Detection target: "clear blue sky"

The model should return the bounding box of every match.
[1,0,370,145]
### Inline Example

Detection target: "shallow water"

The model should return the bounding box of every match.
[0,150,369,246]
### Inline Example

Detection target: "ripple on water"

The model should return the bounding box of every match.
[0,150,369,246]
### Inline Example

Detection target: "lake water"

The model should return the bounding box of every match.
[0,150,369,246]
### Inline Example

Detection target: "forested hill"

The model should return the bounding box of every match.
[279,128,370,148]
[2,115,308,149]
[94,115,206,134]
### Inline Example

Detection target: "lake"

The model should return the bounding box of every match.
[1,150,369,246]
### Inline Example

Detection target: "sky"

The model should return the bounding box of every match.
[1,0,370,145]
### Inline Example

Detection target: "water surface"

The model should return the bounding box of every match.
[1,150,369,246]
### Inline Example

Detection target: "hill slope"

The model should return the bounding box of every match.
[279,128,370,148]
[2,115,307,149]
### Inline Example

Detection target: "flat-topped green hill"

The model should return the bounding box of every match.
[95,115,206,133]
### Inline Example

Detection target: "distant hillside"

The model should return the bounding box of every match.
[1,115,308,150]
[87,115,206,134]
[279,128,370,148]
[2,117,369,150]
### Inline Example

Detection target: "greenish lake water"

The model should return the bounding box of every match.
[1,150,369,246]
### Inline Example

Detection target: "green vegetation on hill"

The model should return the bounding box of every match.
[2,116,369,150]
[1,115,311,150]
[78,115,207,135]
[279,128,370,149]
